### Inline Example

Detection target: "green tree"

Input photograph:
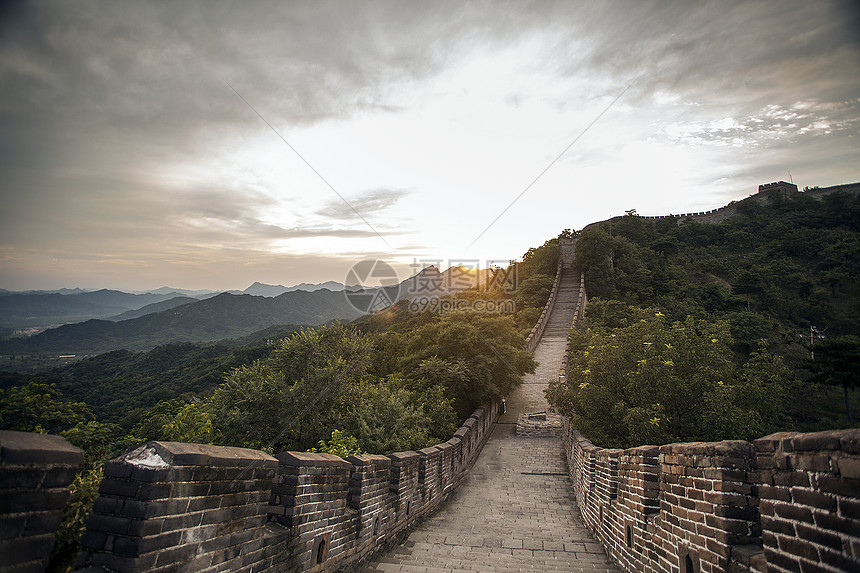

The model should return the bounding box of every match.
[310,429,363,457]
[402,312,535,418]
[515,274,555,311]
[803,335,860,426]
[517,238,559,280]
[205,324,371,453]
[344,378,440,454]
[161,402,216,444]
[547,300,790,448]
[0,381,92,433]
[50,420,135,572]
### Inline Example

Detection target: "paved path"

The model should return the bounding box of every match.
[362,246,619,572]
[362,424,618,572]
[501,267,581,422]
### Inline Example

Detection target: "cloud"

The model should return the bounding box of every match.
[315,188,412,221]
[0,0,858,290]
[659,100,859,148]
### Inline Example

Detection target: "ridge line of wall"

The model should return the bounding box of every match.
[524,246,564,353]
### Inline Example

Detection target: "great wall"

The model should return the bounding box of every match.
[1,184,859,572]
[636,181,860,224]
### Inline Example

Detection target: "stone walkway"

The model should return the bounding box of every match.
[361,424,619,572]
[503,267,581,422]
[361,254,618,572]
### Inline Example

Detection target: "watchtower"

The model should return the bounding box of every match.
[758,180,798,199]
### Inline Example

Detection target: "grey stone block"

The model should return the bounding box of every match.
[0,431,83,466]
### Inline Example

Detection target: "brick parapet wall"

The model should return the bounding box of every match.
[755,430,860,573]
[74,441,282,573]
[270,451,354,572]
[525,236,577,353]
[43,400,498,573]
[563,421,860,573]
[525,254,563,353]
[0,431,83,573]
[559,272,586,384]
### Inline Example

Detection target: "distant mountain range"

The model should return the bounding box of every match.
[0,281,358,328]
[239,280,357,297]
[0,287,93,296]
[0,289,194,328]
[0,290,363,355]
[106,297,199,321]
[132,286,219,297]
[0,266,491,355]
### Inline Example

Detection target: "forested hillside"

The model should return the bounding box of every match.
[548,189,860,448]
[0,289,363,355]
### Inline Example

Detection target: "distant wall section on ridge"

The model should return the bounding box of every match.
[636,181,860,224]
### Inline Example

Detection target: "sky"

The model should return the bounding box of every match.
[1,0,859,292]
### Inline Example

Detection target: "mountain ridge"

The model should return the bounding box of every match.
[0,290,363,355]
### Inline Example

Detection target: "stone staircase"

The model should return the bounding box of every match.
[542,268,580,339]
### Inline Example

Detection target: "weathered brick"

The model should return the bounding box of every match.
[774,502,814,524]
[793,454,832,473]
[0,431,83,465]
[0,535,53,568]
[764,545,800,571]
[0,489,69,513]
[778,535,820,561]
[813,509,859,535]
[837,458,860,479]
[761,514,795,536]
[84,513,133,535]
[818,546,859,571]
[98,478,140,498]
[773,471,811,488]
[794,522,844,552]
[20,509,63,536]
[790,487,836,510]
[759,484,792,502]
[42,466,79,488]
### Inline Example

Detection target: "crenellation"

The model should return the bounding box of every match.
[0,431,83,573]
[562,425,860,573]
[44,401,498,572]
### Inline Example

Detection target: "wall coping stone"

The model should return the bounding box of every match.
[752,432,800,452]
[660,440,756,457]
[346,454,391,466]
[0,430,83,465]
[435,442,453,453]
[793,428,860,452]
[276,451,350,468]
[388,451,420,462]
[625,445,660,456]
[418,446,441,456]
[755,429,860,454]
[136,441,277,467]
